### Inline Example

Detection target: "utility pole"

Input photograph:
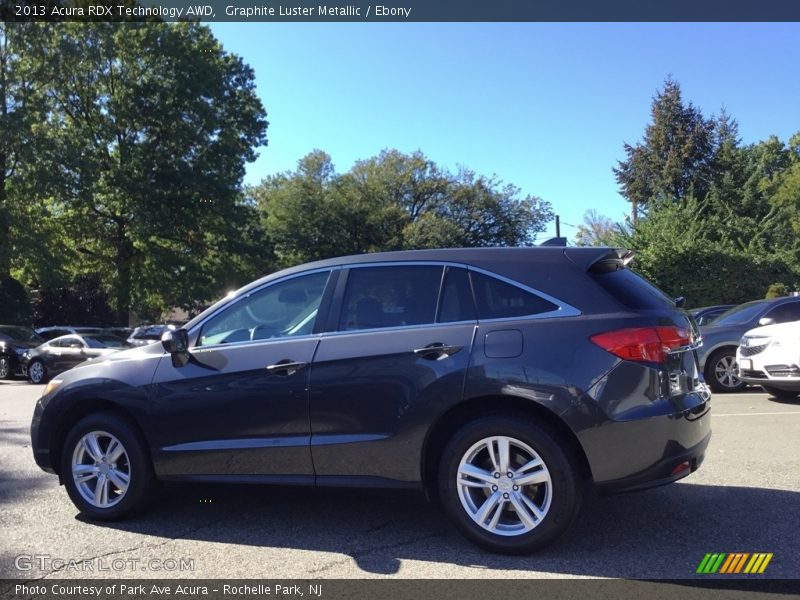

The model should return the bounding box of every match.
[555,215,561,238]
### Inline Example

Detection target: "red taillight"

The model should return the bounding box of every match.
[590,326,692,363]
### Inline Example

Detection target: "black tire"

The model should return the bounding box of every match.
[0,356,11,379]
[60,411,157,520]
[438,415,582,554]
[762,386,799,401]
[27,359,47,384]
[705,348,745,393]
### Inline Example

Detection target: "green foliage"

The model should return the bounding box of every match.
[254,149,552,267]
[765,283,791,299]
[32,274,115,326]
[24,22,269,322]
[0,277,32,324]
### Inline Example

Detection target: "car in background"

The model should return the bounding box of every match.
[699,296,800,392]
[104,326,133,340]
[0,325,45,379]
[22,333,132,384]
[691,304,735,327]
[36,326,105,341]
[31,247,711,554]
[126,324,175,347]
[737,320,800,401]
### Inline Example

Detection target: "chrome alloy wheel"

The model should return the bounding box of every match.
[71,430,131,508]
[456,435,552,536]
[29,361,44,384]
[714,355,740,389]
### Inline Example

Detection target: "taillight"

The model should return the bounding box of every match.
[590,326,692,363]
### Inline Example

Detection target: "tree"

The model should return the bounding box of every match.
[614,77,715,222]
[33,22,268,322]
[574,210,622,247]
[253,149,553,267]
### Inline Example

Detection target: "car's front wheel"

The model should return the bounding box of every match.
[762,386,799,402]
[28,360,47,384]
[706,349,745,393]
[0,357,11,379]
[61,411,156,520]
[438,416,582,554]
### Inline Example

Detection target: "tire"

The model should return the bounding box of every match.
[28,360,47,384]
[761,386,799,401]
[705,349,745,393]
[438,415,582,554]
[60,411,156,520]
[0,356,10,379]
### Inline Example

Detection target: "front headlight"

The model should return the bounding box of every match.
[43,379,63,397]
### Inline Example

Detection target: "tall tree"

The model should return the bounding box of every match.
[34,22,268,322]
[614,77,715,222]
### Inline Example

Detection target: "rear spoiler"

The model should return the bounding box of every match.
[564,247,635,273]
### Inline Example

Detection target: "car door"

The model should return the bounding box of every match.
[149,269,334,479]
[309,264,477,484]
[52,336,87,372]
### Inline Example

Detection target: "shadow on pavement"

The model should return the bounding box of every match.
[82,481,800,578]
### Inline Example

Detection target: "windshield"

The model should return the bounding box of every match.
[0,326,45,344]
[712,301,768,326]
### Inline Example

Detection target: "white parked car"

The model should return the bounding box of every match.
[737,320,800,400]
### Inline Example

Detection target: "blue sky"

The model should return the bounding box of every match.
[209,23,800,240]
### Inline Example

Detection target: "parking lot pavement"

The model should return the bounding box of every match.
[1,379,798,580]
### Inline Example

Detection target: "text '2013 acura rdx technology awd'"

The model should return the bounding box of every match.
[31,247,711,554]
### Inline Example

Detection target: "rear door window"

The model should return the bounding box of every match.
[339,266,443,331]
[469,271,557,319]
[764,301,800,324]
[437,267,477,323]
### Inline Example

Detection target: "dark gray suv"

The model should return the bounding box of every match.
[31,247,711,554]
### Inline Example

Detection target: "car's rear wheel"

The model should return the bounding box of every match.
[706,349,745,393]
[761,386,799,401]
[0,357,11,379]
[28,360,47,384]
[61,411,156,520]
[438,415,582,554]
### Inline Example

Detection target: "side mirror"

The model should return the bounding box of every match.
[758,317,775,327]
[675,296,686,308]
[162,329,190,367]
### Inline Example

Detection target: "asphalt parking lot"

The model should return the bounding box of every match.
[1,380,798,580]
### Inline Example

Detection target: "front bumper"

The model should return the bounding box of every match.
[736,347,800,391]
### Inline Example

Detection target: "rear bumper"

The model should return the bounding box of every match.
[595,429,711,494]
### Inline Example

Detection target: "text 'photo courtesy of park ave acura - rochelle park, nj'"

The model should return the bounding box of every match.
[0,9,799,600]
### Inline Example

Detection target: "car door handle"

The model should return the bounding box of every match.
[413,343,463,360]
[265,360,307,376]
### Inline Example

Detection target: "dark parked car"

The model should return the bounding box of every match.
[0,325,45,379]
[699,296,800,393]
[126,324,175,347]
[31,247,711,554]
[36,326,105,342]
[691,304,735,327]
[23,333,132,384]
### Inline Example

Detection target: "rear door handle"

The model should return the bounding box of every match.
[265,360,307,376]
[413,343,463,360]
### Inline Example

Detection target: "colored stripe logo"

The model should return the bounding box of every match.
[696,553,773,574]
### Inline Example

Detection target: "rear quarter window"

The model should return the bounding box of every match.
[470,271,558,319]
[591,267,675,310]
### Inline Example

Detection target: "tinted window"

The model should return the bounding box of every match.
[200,270,330,346]
[84,335,130,349]
[56,337,84,348]
[0,326,44,344]
[591,268,675,310]
[764,301,800,324]
[438,267,476,323]
[340,266,443,331]
[470,271,557,319]
[713,301,770,326]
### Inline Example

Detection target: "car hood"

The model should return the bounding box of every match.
[0,339,40,351]
[742,320,800,340]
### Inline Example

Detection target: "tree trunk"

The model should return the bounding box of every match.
[114,233,134,326]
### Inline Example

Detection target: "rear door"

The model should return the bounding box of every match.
[308,264,477,484]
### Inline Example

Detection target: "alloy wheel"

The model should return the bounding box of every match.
[0,358,9,379]
[456,435,552,536]
[714,355,740,389]
[71,430,131,509]
[29,361,45,384]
